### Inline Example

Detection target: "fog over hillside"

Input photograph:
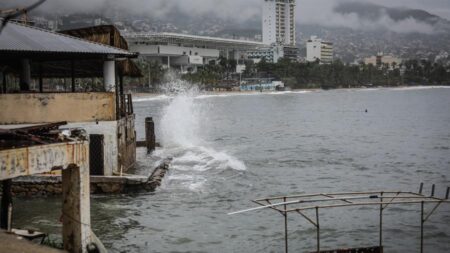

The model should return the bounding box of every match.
[2,0,450,63]
[2,0,450,32]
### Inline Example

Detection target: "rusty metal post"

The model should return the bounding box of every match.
[316,207,320,253]
[0,179,12,230]
[145,117,155,154]
[420,201,424,253]
[379,192,383,252]
[284,197,288,253]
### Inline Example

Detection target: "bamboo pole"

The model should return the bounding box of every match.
[379,192,383,252]
[284,197,288,253]
[420,201,424,253]
[316,207,320,253]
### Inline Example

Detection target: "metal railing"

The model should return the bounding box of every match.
[229,183,450,253]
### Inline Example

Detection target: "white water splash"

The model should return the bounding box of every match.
[134,89,314,103]
[156,77,246,190]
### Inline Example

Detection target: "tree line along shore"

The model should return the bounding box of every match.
[129,57,450,91]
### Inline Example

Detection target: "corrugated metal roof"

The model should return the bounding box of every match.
[0,21,135,57]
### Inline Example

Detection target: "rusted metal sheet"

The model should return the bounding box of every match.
[0,141,88,180]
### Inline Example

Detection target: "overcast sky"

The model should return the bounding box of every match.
[2,0,450,33]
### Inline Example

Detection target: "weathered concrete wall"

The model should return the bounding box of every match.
[0,93,116,124]
[65,121,118,176]
[0,142,88,180]
[8,158,171,195]
[117,115,136,173]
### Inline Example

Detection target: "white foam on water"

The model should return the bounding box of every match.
[133,95,172,102]
[390,86,450,91]
[194,90,313,100]
[156,77,247,191]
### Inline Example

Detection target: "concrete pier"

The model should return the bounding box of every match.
[10,158,172,195]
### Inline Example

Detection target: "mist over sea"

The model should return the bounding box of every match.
[15,86,450,252]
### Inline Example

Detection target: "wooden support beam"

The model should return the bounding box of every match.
[62,164,91,253]
[145,117,155,154]
[0,180,12,230]
[19,59,31,91]
[38,62,43,93]
[71,60,75,92]
[119,73,124,96]
[2,71,6,94]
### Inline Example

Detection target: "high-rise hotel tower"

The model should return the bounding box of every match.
[262,0,296,46]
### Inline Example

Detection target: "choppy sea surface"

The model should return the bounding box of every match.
[14,86,450,252]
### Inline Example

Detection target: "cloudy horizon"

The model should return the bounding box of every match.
[1,0,450,34]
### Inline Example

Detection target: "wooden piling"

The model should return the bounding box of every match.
[62,164,91,253]
[145,117,155,154]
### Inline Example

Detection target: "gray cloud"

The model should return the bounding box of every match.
[2,0,449,33]
[298,0,440,34]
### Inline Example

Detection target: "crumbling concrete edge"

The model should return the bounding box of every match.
[5,158,172,195]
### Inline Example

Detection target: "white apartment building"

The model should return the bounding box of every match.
[306,36,334,64]
[262,0,296,46]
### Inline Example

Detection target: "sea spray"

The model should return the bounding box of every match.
[160,90,201,148]
[157,75,246,190]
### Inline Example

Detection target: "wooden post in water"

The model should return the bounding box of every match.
[0,179,12,230]
[145,117,156,154]
[62,164,91,253]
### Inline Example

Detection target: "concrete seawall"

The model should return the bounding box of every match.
[7,159,171,196]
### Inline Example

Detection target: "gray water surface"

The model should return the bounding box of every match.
[15,87,450,252]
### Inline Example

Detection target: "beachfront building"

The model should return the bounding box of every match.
[262,0,296,46]
[0,22,140,177]
[306,36,334,64]
[247,45,284,63]
[125,32,264,72]
[364,53,402,69]
[240,78,284,91]
[247,44,299,63]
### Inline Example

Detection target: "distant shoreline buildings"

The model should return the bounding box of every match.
[306,36,334,64]
[262,0,296,46]
[248,0,298,64]
[364,53,402,69]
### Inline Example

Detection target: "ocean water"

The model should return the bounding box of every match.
[14,87,450,252]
